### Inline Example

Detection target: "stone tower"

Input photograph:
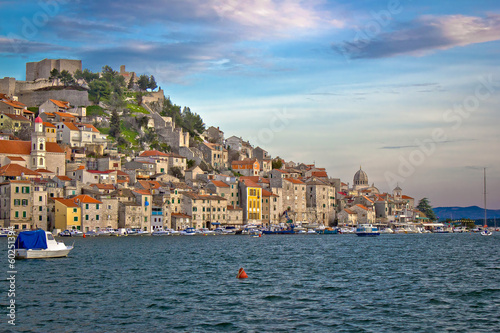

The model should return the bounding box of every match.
[31,116,46,169]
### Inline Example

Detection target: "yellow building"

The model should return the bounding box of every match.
[241,180,262,223]
[54,198,81,230]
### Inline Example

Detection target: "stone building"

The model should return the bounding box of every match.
[26,59,82,81]
[305,179,336,226]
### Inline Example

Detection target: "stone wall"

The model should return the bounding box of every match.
[18,89,90,107]
[26,59,82,81]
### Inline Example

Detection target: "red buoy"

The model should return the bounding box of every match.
[83,233,86,238]
[237,267,248,279]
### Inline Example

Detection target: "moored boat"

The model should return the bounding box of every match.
[355,224,380,237]
[15,229,73,259]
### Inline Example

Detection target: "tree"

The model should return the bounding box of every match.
[109,110,121,138]
[82,69,99,84]
[88,79,111,104]
[417,198,437,221]
[128,73,135,90]
[148,75,157,91]
[49,69,59,85]
[73,69,83,80]
[272,159,283,169]
[59,70,75,86]
[187,159,195,168]
[137,75,149,91]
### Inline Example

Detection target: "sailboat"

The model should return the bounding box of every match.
[481,168,493,236]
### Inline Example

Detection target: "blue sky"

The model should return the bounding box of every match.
[1,0,500,209]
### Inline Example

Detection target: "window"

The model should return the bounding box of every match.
[73,208,77,213]
[14,199,20,206]
[144,217,147,222]
[15,187,19,193]
[96,204,100,209]
[74,216,78,222]
[85,215,89,220]
[39,216,42,221]
[39,196,43,201]
[39,206,42,211]
[85,204,89,209]
[96,215,99,221]
[23,187,30,194]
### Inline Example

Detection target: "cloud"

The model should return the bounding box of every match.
[0,36,66,54]
[334,14,500,59]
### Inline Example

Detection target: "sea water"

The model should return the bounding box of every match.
[1,233,499,332]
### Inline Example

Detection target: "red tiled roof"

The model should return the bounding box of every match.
[355,204,369,211]
[54,198,79,208]
[63,122,79,131]
[54,111,74,118]
[50,99,70,109]
[402,195,414,199]
[227,205,243,210]
[262,189,278,197]
[79,123,100,133]
[43,122,56,128]
[73,194,102,204]
[345,208,356,215]
[311,171,328,178]
[171,213,192,218]
[242,179,261,188]
[6,156,25,161]
[0,163,41,177]
[232,159,258,166]
[34,168,53,173]
[239,176,259,182]
[211,180,230,188]
[134,189,151,195]
[139,150,169,157]
[284,178,304,184]
[116,170,129,176]
[3,113,30,122]
[0,100,24,109]
[56,175,72,181]
[91,183,115,190]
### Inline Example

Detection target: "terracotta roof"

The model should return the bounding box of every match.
[62,122,79,131]
[311,171,328,178]
[134,189,151,196]
[232,159,258,166]
[402,195,414,199]
[54,112,75,118]
[363,196,374,203]
[0,163,41,177]
[56,175,72,181]
[355,204,369,211]
[275,169,289,174]
[3,113,30,122]
[6,156,25,161]
[90,183,115,190]
[239,176,260,183]
[34,168,53,173]
[72,194,102,204]
[86,170,115,174]
[54,198,79,208]
[117,170,129,176]
[345,208,356,215]
[50,99,70,109]
[0,100,24,109]
[171,213,192,218]
[43,122,56,128]
[241,179,261,188]
[139,150,169,157]
[341,182,347,186]
[284,178,304,184]
[262,189,278,197]
[227,205,243,210]
[210,180,229,188]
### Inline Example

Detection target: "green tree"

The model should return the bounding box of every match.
[59,70,75,86]
[49,68,59,85]
[109,110,121,138]
[82,69,99,84]
[272,159,283,169]
[187,159,195,168]
[88,79,111,104]
[138,75,149,91]
[128,73,135,90]
[417,198,437,221]
[148,75,157,91]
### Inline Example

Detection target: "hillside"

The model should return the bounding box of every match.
[434,206,500,220]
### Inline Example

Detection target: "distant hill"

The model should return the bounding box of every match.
[434,206,500,220]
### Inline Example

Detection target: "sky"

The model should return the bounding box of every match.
[1,0,499,209]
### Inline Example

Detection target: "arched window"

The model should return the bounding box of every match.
[33,144,36,150]
[39,158,43,165]
[39,143,44,150]
[32,158,36,165]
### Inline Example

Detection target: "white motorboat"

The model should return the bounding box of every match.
[15,230,73,259]
[481,229,492,236]
[180,227,196,236]
[355,224,380,237]
[152,229,170,236]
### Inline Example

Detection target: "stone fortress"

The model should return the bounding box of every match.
[0,58,89,107]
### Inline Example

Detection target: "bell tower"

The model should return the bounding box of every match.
[31,116,46,169]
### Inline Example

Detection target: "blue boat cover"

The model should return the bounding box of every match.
[15,229,47,250]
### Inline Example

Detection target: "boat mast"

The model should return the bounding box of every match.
[484,168,487,227]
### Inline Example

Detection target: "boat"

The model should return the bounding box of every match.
[15,229,73,259]
[180,227,196,236]
[355,224,380,237]
[481,229,492,236]
[152,229,170,236]
[316,227,338,234]
[0,228,13,237]
[58,229,72,237]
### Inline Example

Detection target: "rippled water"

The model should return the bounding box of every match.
[1,233,499,332]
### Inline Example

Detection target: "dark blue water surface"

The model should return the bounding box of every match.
[1,233,499,332]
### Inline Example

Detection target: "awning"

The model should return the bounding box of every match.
[211,222,221,225]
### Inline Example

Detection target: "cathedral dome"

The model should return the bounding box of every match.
[353,167,368,186]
